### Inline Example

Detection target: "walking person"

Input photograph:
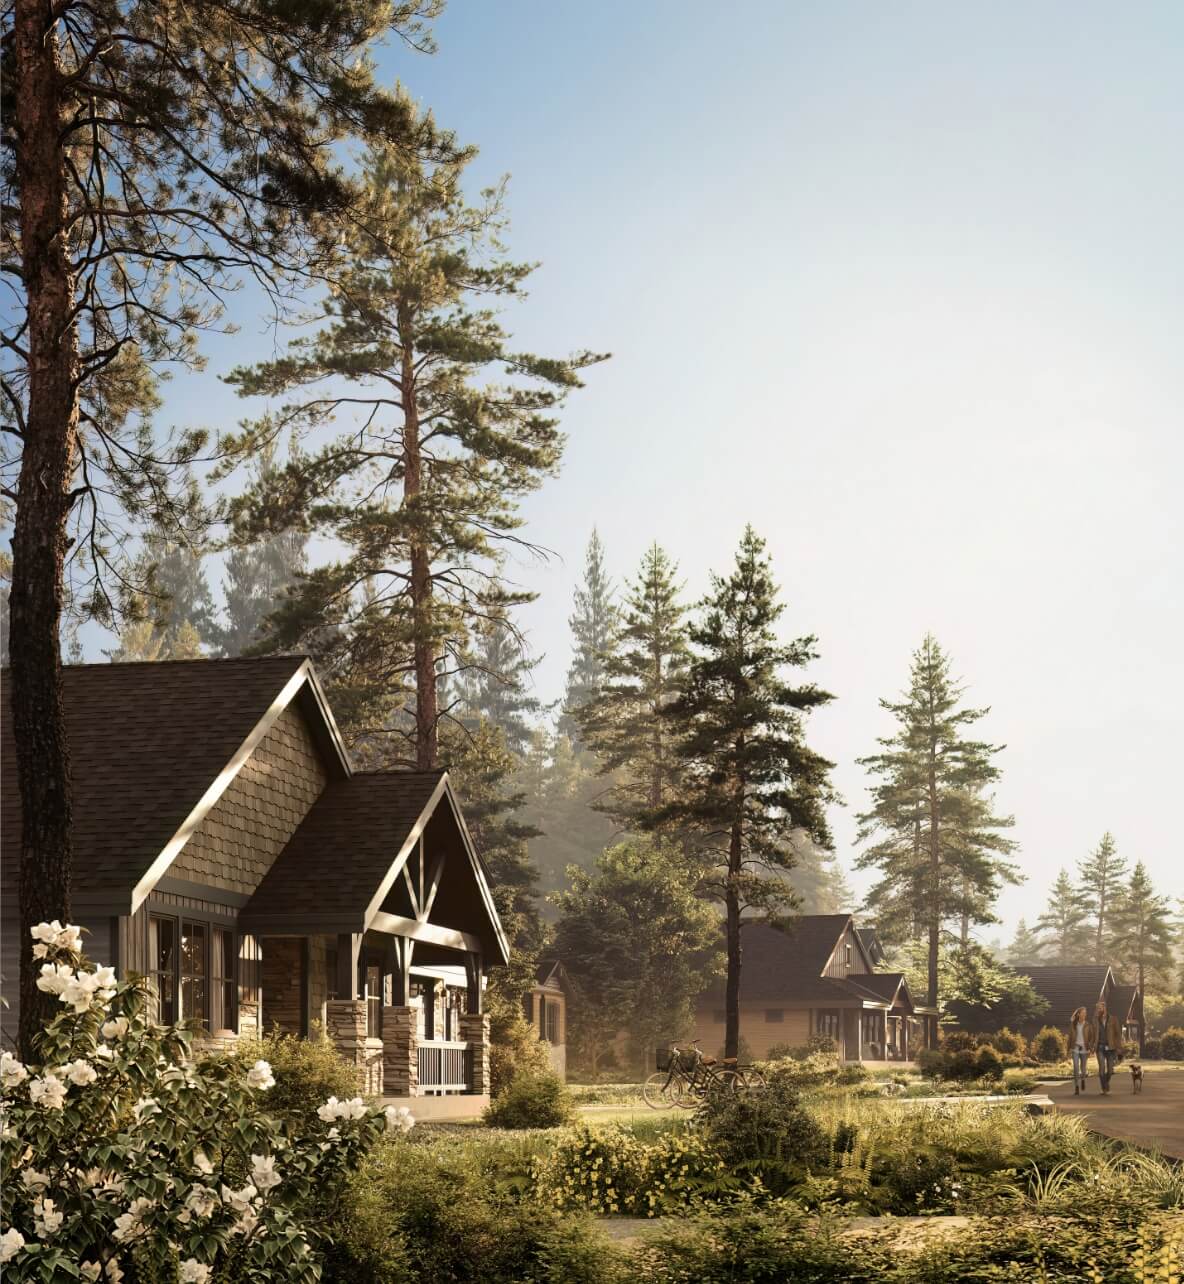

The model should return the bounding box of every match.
[1067,1006,1091,1095]
[1094,999,1122,1094]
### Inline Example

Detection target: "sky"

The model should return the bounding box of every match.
[95,2,1184,937]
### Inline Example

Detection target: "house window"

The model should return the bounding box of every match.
[149,915,177,1024]
[211,928,236,1033]
[713,1010,726,1024]
[545,999,561,1046]
[816,1010,840,1041]
[844,943,852,968]
[180,921,207,1027]
[364,964,382,1039]
[765,1009,784,1023]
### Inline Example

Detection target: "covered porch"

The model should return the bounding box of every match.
[814,974,939,1064]
[239,770,509,1099]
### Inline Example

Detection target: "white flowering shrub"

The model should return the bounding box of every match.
[1,923,413,1282]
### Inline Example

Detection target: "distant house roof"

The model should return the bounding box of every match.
[533,959,570,992]
[1009,964,1116,1019]
[857,928,887,966]
[1109,984,1141,1024]
[1,656,343,909]
[698,917,904,1008]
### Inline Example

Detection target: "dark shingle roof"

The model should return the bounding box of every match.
[845,971,908,1005]
[239,770,445,932]
[857,928,887,965]
[1009,965,1114,1021]
[1109,984,1140,1023]
[1,657,309,903]
[699,916,856,1003]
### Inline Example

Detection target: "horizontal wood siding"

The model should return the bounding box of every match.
[691,1004,812,1060]
[1,906,19,1048]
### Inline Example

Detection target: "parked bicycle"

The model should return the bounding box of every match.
[642,1039,768,1109]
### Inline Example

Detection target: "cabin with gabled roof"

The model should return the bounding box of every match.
[1,657,509,1110]
[693,914,940,1063]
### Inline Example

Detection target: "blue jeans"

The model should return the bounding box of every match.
[1096,1046,1115,1087]
[1072,1048,1088,1087]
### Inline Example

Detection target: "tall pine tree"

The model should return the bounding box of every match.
[1006,917,1046,965]
[559,529,619,745]
[662,526,838,1060]
[1034,869,1090,964]
[1109,863,1175,1030]
[224,139,604,767]
[456,614,542,758]
[1075,832,1127,966]
[856,636,1018,1007]
[576,542,689,826]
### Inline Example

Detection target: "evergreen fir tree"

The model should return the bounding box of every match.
[1006,917,1046,965]
[133,528,216,654]
[1109,863,1175,1019]
[576,542,689,826]
[1075,832,1128,966]
[559,530,619,744]
[662,526,838,1060]
[456,614,542,758]
[224,140,605,766]
[1034,869,1090,964]
[856,635,1018,1007]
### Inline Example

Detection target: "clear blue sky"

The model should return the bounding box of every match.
[128,2,1184,934]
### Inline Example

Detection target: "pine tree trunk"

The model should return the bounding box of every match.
[959,875,970,946]
[926,757,940,1009]
[399,306,437,769]
[724,788,744,1062]
[12,0,79,1059]
[649,643,662,811]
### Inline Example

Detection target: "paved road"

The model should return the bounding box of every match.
[1046,1066,1184,1159]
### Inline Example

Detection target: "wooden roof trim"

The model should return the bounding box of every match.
[438,778,511,966]
[361,772,449,929]
[132,660,326,913]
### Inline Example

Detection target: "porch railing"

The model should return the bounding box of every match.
[417,1040,471,1094]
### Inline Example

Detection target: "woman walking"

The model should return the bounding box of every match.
[1068,1006,1091,1094]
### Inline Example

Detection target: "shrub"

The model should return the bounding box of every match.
[233,1024,358,1128]
[1031,1025,1068,1063]
[327,1135,618,1283]
[1143,1036,1163,1060]
[989,1027,1027,1058]
[487,992,551,1098]
[694,1069,828,1192]
[762,1047,840,1092]
[1002,1068,1036,1094]
[764,1042,795,1061]
[916,1047,945,1078]
[945,1049,982,1081]
[1160,1028,1184,1061]
[1,922,405,1283]
[975,1045,1003,1080]
[940,1030,980,1053]
[881,1148,963,1212]
[483,1071,573,1129]
[836,1061,870,1085]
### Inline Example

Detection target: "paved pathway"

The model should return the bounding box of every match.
[1045,1066,1184,1159]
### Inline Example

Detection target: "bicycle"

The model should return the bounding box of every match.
[643,1040,766,1108]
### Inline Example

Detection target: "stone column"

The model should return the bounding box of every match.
[459,1012,490,1096]
[382,1005,418,1098]
[327,999,381,1094]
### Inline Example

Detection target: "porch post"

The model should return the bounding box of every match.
[381,935,417,1097]
[334,933,360,1000]
[460,950,488,1094]
[464,950,482,1014]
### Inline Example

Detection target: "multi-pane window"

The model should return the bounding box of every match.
[544,999,561,1046]
[211,928,236,1033]
[180,921,207,1027]
[149,916,177,1024]
[816,1010,840,1041]
[365,964,382,1039]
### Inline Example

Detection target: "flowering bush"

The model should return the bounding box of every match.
[1,923,412,1282]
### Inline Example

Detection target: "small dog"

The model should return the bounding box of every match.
[1130,1063,1144,1094]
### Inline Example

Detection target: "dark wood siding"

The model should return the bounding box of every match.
[1,906,19,1048]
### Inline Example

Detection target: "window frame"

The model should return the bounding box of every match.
[146,904,238,1034]
[764,1009,784,1023]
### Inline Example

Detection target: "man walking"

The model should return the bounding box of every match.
[1094,999,1122,1094]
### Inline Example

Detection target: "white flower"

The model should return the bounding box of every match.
[245,1059,275,1091]
[230,1207,259,1238]
[63,1059,98,1087]
[220,1183,257,1214]
[0,1228,26,1262]
[35,962,74,995]
[250,1153,281,1193]
[105,1260,124,1282]
[317,1094,366,1122]
[101,1017,129,1040]
[28,1074,67,1110]
[91,964,116,988]
[80,1265,102,1282]
[33,1197,64,1237]
[316,1096,341,1122]
[22,1167,51,1194]
[132,1096,158,1122]
[32,942,49,959]
[383,1104,415,1134]
[30,920,63,944]
[192,1149,214,1175]
[94,1044,114,1061]
[112,1196,154,1242]
[57,924,83,952]
[1,1051,28,1090]
[179,1262,210,1284]
[183,1185,218,1220]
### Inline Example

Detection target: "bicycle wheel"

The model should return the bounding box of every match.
[705,1068,743,1099]
[676,1072,703,1108]
[643,1071,683,1109]
[738,1067,768,1092]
